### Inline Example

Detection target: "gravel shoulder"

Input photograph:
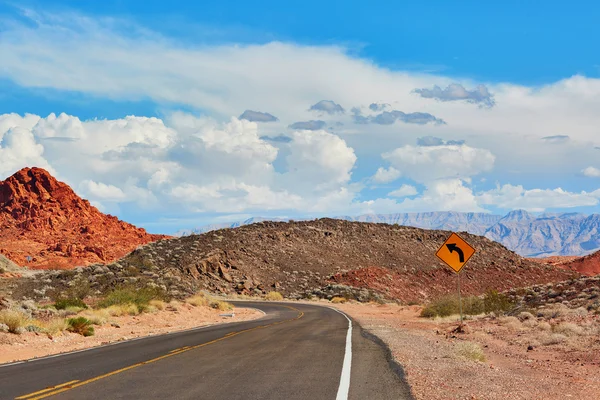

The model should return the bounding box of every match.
[0,302,261,364]
[334,302,600,400]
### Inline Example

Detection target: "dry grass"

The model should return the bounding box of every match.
[79,309,110,326]
[540,333,568,345]
[265,291,284,301]
[331,297,347,304]
[149,300,166,311]
[186,294,210,307]
[537,321,552,331]
[0,309,30,333]
[211,300,233,311]
[105,304,139,316]
[455,341,486,362]
[44,318,69,334]
[553,322,585,336]
[499,316,523,331]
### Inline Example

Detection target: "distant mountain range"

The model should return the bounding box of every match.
[176,210,600,257]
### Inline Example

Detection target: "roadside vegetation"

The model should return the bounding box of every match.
[1,286,234,337]
[420,290,514,318]
[265,291,284,301]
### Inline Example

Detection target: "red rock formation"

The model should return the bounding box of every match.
[0,167,167,269]
[556,251,600,276]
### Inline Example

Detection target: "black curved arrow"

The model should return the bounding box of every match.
[446,243,464,263]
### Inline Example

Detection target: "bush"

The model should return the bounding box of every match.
[66,317,95,336]
[54,297,88,310]
[80,309,110,325]
[186,294,209,307]
[0,310,30,334]
[265,291,284,301]
[455,341,486,362]
[482,290,513,314]
[98,286,165,312]
[45,318,68,334]
[105,304,140,316]
[149,300,166,311]
[210,300,233,311]
[421,290,514,318]
[331,297,347,304]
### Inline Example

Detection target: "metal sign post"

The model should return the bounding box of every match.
[436,232,476,326]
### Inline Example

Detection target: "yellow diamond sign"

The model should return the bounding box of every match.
[436,232,476,273]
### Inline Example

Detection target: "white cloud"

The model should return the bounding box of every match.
[372,167,401,183]
[388,184,418,197]
[582,166,600,178]
[382,144,495,183]
[79,180,126,201]
[477,184,600,212]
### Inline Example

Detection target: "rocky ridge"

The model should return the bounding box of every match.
[8,219,578,304]
[0,167,166,269]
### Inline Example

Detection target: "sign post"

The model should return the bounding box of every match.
[435,232,476,325]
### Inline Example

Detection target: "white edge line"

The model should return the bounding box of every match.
[0,305,268,369]
[329,307,352,400]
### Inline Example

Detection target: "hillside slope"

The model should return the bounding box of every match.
[14,219,575,304]
[0,167,166,269]
[179,211,600,257]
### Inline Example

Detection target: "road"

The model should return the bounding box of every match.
[0,302,413,400]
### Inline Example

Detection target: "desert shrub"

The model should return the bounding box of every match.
[98,286,165,312]
[537,321,551,331]
[54,297,88,310]
[540,333,567,345]
[455,341,486,362]
[331,297,347,304]
[149,300,166,311]
[553,322,584,336]
[518,311,535,321]
[0,309,30,334]
[499,316,522,331]
[210,300,233,311]
[45,318,68,334]
[522,318,538,328]
[186,294,210,307]
[105,304,140,316]
[265,291,284,301]
[482,290,513,314]
[80,309,110,325]
[67,317,95,336]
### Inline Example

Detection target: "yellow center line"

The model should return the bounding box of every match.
[15,380,80,399]
[18,306,304,400]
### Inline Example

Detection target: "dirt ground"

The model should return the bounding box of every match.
[334,302,600,400]
[0,302,262,364]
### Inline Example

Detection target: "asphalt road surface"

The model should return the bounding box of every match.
[1,302,413,400]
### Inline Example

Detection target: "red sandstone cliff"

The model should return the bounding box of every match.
[0,167,167,269]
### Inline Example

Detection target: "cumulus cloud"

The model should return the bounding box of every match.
[288,120,327,130]
[382,144,495,183]
[260,134,293,143]
[542,135,569,143]
[582,166,600,178]
[413,83,495,108]
[353,110,445,125]
[309,100,345,115]
[79,180,127,201]
[372,167,401,183]
[388,184,418,197]
[239,110,279,122]
[477,184,600,212]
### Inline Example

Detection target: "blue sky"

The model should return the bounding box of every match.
[1,1,600,233]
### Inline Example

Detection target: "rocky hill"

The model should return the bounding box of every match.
[0,167,166,269]
[12,219,577,304]
[557,250,600,276]
[181,211,600,257]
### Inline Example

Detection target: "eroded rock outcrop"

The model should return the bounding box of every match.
[0,167,167,269]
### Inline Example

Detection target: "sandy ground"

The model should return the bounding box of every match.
[334,302,600,400]
[0,303,262,364]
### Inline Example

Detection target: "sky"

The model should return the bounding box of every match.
[1,1,600,234]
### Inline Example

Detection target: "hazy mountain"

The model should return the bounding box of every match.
[177,211,600,257]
